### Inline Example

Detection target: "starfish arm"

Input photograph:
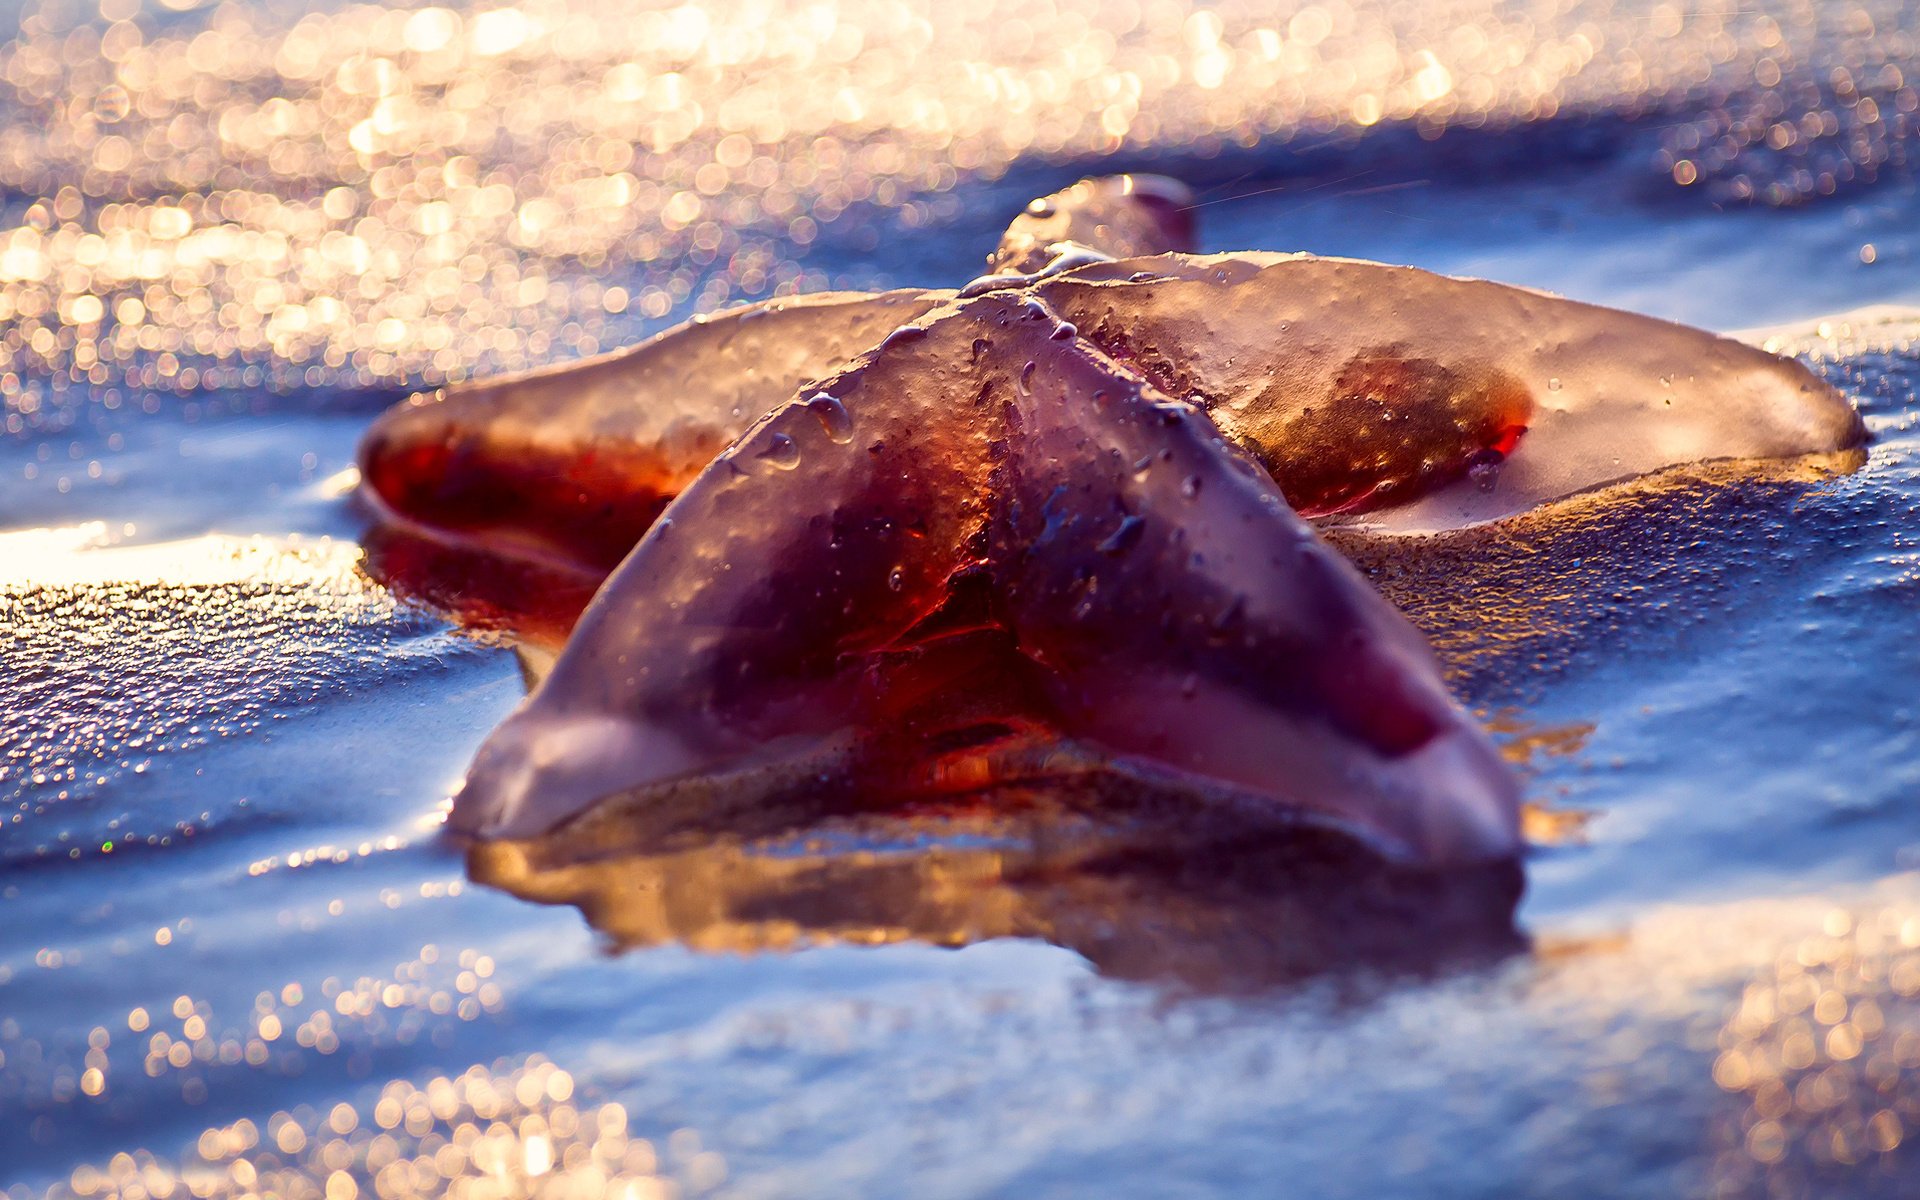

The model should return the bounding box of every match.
[1039,252,1864,527]
[991,307,1522,863]
[455,293,1521,865]
[358,287,947,573]
[451,302,999,838]
[987,174,1196,274]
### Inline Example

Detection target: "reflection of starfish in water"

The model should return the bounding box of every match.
[359,175,1863,872]
[470,784,1530,995]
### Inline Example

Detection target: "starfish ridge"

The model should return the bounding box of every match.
[358,176,1864,867]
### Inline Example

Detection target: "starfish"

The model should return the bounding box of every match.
[358,176,1864,867]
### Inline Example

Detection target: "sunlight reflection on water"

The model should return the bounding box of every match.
[3,0,1920,1196]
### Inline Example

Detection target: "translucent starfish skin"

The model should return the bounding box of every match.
[359,287,946,571]
[362,174,1867,867]
[1036,253,1865,529]
[455,293,1523,865]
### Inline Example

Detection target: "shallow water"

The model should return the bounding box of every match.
[6,2,1920,1197]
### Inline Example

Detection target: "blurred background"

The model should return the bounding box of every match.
[0,0,1916,415]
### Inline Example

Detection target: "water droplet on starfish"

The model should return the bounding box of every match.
[756,432,801,471]
[805,393,854,444]
[1098,515,1146,555]
[1210,595,1248,639]
[1467,450,1504,492]
[881,324,928,349]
